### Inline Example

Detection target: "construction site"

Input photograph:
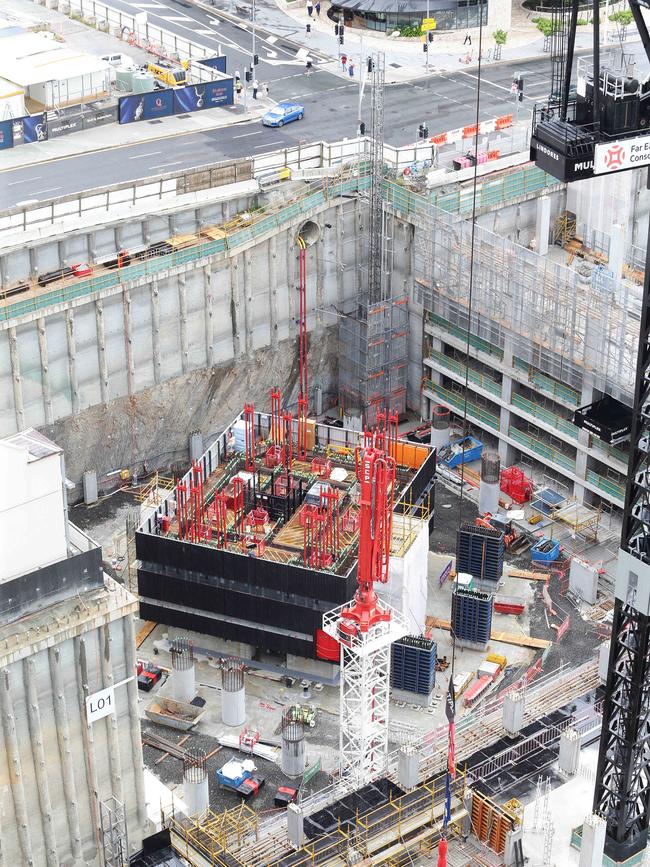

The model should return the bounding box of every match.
[5,2,650,864]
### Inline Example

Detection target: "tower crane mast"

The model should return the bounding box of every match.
[532,0,650,859]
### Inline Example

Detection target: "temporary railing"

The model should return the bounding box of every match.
[427,349,502,397]
[585,470,626,503]
[425,312,505,360]
[512,356,581,406]
[511,393,580,440]
[508,426,577,472]
[423,381,501,431]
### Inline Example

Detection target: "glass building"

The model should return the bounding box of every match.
[329,0,489,32]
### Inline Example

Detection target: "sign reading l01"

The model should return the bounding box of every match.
[594,135,650,175]
[86,686,115,723]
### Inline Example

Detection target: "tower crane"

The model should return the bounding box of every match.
[532,2,650,860]
[322,444,408,782]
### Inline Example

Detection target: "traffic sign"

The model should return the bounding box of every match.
[422,17,437,30]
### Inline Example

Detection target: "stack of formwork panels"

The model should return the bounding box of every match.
[391,635,436,695]
[456,523,504,584]
[451,586,494,649]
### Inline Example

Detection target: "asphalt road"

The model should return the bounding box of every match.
[2,0,641,209]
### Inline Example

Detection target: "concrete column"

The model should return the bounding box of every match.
[0,668,34,866]
[608,223,625,281]
[142,216,151,246]
[287,803,305,849]
[74,636,100,860]
[88,231,98,264]
[151,281,162,385]
[503,692,524,737]
[178,274,189,374]
[114,225,123,254]
[204,267,214,368]
[535,196,551,256]
[122,616,147,826]
[23,657,58,867]
[48,647,82,859]
[58,238,67,268]
[558,727,580,776]
[0,255,9,288]
[99,624,124,804]
[37,318,54,425]
[95,300,109,405]
[268,237,278,350]
[243,249,253,356]
[29,246,38,280]
[230,254,242,359]
[8,326,25,431]
[579,813,606,867]
[355,200,364,295]
[397,746,419,790]
[315,231,324,335]
[65,309,80,415]
[122,289,135,396]
[336,205,345,310]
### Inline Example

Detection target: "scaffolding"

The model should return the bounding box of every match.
[395,181,639,404]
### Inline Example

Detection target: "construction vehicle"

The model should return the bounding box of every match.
[475,512,529,553]
[146,59,189,87]
[217,758,265,800]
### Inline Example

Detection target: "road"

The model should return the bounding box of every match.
[3,0,643,209]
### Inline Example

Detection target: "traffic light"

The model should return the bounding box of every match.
[334,24,339,35]
[359,121,366,135]
[245,69,252,82]
[423,42,428,53]
[428,31,433,42]
[367,57,373,73]
[253,53,259,66]
[339,34,344,44]
[418,123,429,139]
[517,76,524,101]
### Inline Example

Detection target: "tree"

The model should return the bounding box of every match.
[493,29,508,44]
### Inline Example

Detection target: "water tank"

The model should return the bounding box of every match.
[115,67,134,92]
[132,71,155,93]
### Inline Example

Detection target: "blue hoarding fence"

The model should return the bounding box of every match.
[199,55,227,73]
[23,113,48,143]
[0,119,13,150]
[119,78,233,124]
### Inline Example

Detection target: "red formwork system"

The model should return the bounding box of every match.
[232,476,245,536]
[500,466,533,504]
[176,480,189,540]
[270,388,282,445]
[244,402,256,473]
[212,491,229,548]
[282,411,293,469]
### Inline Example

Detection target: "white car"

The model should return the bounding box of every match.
[101,53,135,68]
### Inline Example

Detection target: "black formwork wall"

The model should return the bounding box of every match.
[136,533,357,658]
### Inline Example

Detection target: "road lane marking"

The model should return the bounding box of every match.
[160,14,193,20]
[128,151,163,159]
[253,141,284,148]
[34,187,62,194]
[8,177,41,185]
[233,130,263,137]
[154,160,183,168]
[195,28,215,34]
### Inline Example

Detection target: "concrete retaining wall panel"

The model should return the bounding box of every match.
[130,286,155,392]
[75,303,103,409]
[5,247,30,284]
[93,227,119,261]
[174,209,198,235]
[0,330,14,434]
[46,313,73,420]
[34,241,61,276]
[17,321,45,429]
[63,233,89,265]
[103,294,129,401]
[158,276,183,379]
[211,263,234,364]
[186,272,208,371]
[147,215,173,245]
[120,219,144,251]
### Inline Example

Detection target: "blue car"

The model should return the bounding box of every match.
[262,102,304,127]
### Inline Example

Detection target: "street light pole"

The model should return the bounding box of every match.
[252,0,256,69]
[425,0,430,74]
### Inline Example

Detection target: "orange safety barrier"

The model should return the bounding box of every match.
[487,149,501,160]
[430,133,447,145]
[495,114,513,130]
[462,124,479,138]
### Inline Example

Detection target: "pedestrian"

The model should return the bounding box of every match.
[305,59,313,74]
[315,0,321,14]
[235,69,241,83]
[348,60,354,77]
[341,52,347,72]
[306,21,311,34]
[463,31,471,45]
[252,78,259,99]
[235,79,243,97]
[306,0,313,16]
[263,81,270,97]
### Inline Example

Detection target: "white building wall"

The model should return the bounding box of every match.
[0,439,66,583]
[380,518,429,635]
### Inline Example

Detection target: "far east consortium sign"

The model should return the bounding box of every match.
[594,135,650,175]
